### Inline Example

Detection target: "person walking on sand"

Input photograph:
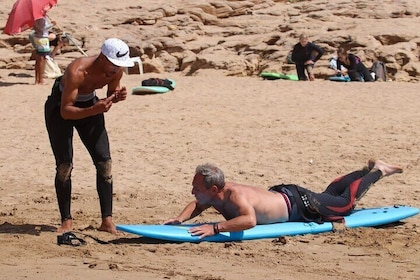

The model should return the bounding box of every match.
[164,160,402,239]
[291,34,324,81]
[44,38,134,234]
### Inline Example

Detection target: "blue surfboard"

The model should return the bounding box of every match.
[117,205,419,243]
[329,75,351,82]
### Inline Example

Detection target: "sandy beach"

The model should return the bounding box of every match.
[0,69,419,279]
[1,0,420,279]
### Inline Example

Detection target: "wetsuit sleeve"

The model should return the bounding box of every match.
[348,54,358,68]
[309,43,324,62]
[291,44,298,63]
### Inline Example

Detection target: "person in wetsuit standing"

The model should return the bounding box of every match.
[44,38,134,234]
[291,34,324,81]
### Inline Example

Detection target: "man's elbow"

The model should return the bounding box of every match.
[60,108,73,120]
[245,217,257,229]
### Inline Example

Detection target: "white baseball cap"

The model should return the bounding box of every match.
[101,38,134,67]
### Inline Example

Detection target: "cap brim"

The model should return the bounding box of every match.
[107,56,135,67]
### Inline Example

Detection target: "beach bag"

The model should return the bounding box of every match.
[141,78,174,90]
[370,61,387,81]
[44,56,62,79]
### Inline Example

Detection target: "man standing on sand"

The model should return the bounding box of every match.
[44,38,134,234]
[291,34,324,81]
[164,160,402,239]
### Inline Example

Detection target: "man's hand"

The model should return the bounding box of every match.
[112,86,128,103]
[189,224,216,239]
[94,94,115,114]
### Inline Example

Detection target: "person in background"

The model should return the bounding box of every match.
[44,38,134,234]
[291,34,324,81]
[336,47,374,82]
[29,17,54,85]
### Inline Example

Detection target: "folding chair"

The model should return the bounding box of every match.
[124,56,143,75]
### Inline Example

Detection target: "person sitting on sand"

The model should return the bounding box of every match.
[44,38,134,234]
[164,160,402,239]
[336,47,374,82]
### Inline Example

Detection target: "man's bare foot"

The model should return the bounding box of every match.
[309,74,315,81]
[58,219,73,233]
[373,160,403,176]
[98,216,118,234]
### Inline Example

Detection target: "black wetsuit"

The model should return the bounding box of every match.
[337,54,374,82]
[270,167,383,222]
[291,42,324,80]
[44,76,113,222]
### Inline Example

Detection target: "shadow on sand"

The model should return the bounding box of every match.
[110,236,183,245]
[0,222,56,236]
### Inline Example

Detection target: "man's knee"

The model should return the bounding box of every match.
[56,162,73,182]
[96,160,112,183]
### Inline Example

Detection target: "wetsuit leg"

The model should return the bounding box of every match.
[357,63,374,82]
[348,69,363,81]
[45,78,74,221]
[75,109,113,218]
[307,169,383,217]
[349,63,374,82]
[323,169,369,196]
[295,64,307,80]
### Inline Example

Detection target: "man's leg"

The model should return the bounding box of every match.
[76,112,117,234]
[55,162,73,232]
[45,87,75,232]
[296,64,307,80]
[308,160,402,218]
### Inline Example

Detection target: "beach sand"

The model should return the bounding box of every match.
[0,69,419,280]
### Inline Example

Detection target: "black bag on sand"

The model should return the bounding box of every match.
[141,78,174,90]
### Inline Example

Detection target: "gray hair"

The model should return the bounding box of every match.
[299,33,308,40]
[195,163,225,190]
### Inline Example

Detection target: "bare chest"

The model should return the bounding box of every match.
[78,76,113,94]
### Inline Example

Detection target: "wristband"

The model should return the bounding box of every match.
[213,223,220,235]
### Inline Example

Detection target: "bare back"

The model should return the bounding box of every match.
[214,182,289,224]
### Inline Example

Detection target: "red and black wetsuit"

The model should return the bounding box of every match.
[271,167,383,222]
